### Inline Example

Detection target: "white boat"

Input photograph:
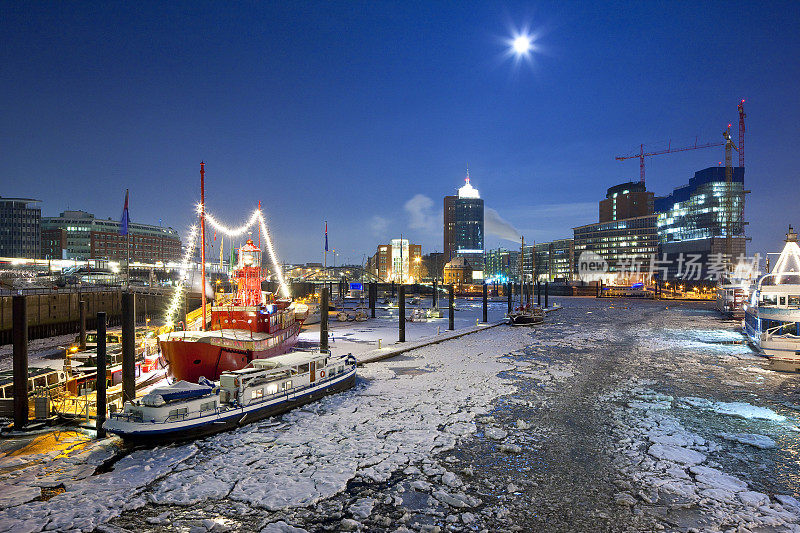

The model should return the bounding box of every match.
[716,259,759,319]
[743,226,800,371]
[104,351,357,442]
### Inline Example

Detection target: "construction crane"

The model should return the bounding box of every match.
[738,99,746,168]
[723,126,739,270]
[616,137,724,184]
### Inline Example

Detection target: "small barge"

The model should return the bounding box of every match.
[104,351,356,442]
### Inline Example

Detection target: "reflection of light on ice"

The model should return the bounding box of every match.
[680,396,787,421]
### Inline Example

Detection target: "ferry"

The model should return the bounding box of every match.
[743,226,800,371]
[104,351,356,442]
[716,260,759,319]
[159,239,302,382]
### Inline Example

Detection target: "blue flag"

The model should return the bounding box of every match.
[119,190,129,236]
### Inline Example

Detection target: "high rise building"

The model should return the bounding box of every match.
[443,171,484,277]
[655,166,746,279]
[0,197,41,258]
[41,210,181,262]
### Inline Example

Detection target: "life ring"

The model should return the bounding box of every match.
[319,370,325,378]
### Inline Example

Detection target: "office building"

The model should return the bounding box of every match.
[444,172,484,277]
[368,238,422,282]
[484,248,521,283]
[655,166,746,279]
[599,182,654,222]
[41,210,181,262]
[573,181,659,283]
[533,239,575,282]
[0,197,41,258]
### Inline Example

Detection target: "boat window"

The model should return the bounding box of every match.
[169,407,188,420]
[282,380,292,390]
[200,401,216,412]
[298,363,310,374]
[266,383,279,395]
[762,294,778,306]
[338,366,344,374]
[789,296,800,307]
[779,296,787,306]
[251,389,264,399]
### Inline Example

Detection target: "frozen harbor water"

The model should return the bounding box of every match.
[2,297,800,532]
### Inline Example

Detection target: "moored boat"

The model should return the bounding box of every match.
[743,226,800,370]
[160,239,301,382]
[104,351,356,442]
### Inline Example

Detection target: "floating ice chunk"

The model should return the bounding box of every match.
[710,401,786,421]
[647,444,706,466]
[410,480,432,492]
[349,497,375,519]
[499,443,523,454]
[260,521,309,533]
[0,485,40,508]
[776,494,800,510]
[339,518,361,531]
[515,419,530,430]
[718,433,777,449]
[485,427,507,441]
[441,471,461,488]
[690,466,748,492]
[738,490,770,507]
[614,492,637,506]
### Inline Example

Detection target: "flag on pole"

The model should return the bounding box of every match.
[325,221,329,252]
[119,190,129,236]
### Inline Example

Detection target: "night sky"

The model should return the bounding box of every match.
[2,2,798,265]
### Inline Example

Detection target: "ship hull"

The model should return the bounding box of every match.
[105,371,356,444]
[160,324,300,382]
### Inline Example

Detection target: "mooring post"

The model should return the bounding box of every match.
[432,279,438,309]
[79,300,87,350]
[448,284,455,331]
[121,292,136,404]
[482,283,488,323]
[507,282,512,314]
[320,287,329,351]
[369,282,376,318]
[398,284,406,342]
[96,312,107,439]
[537,281,542,306]
[545,281,549,309]
[12,296,28,430]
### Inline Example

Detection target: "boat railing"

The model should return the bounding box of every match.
[763,322,800,340]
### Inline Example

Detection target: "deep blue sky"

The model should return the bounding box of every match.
[2,2,798,264]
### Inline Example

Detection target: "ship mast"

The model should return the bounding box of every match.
[200,162,207,332]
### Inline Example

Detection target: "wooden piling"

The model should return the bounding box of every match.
[507,282,512,314]
[79,300,87,350]
[398,284,406,342]
[320,287,329,352]
[12,296,28,429]
[482,283,488,323]
[545,281,549,308]
[95,312,107,439]
[121,292,135,404]
[432,279,438,309]
[448,285,454,331]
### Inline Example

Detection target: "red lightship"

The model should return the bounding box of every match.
[159,164,302,382]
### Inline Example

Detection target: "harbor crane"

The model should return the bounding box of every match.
[723,126,739,270]
[615,138,725,184]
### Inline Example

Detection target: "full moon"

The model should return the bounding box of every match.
[512,35,532,55]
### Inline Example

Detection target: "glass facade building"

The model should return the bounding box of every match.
[655,166,746,279]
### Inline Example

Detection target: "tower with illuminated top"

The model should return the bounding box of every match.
[443,169,484,278]
[234,239,264,306]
